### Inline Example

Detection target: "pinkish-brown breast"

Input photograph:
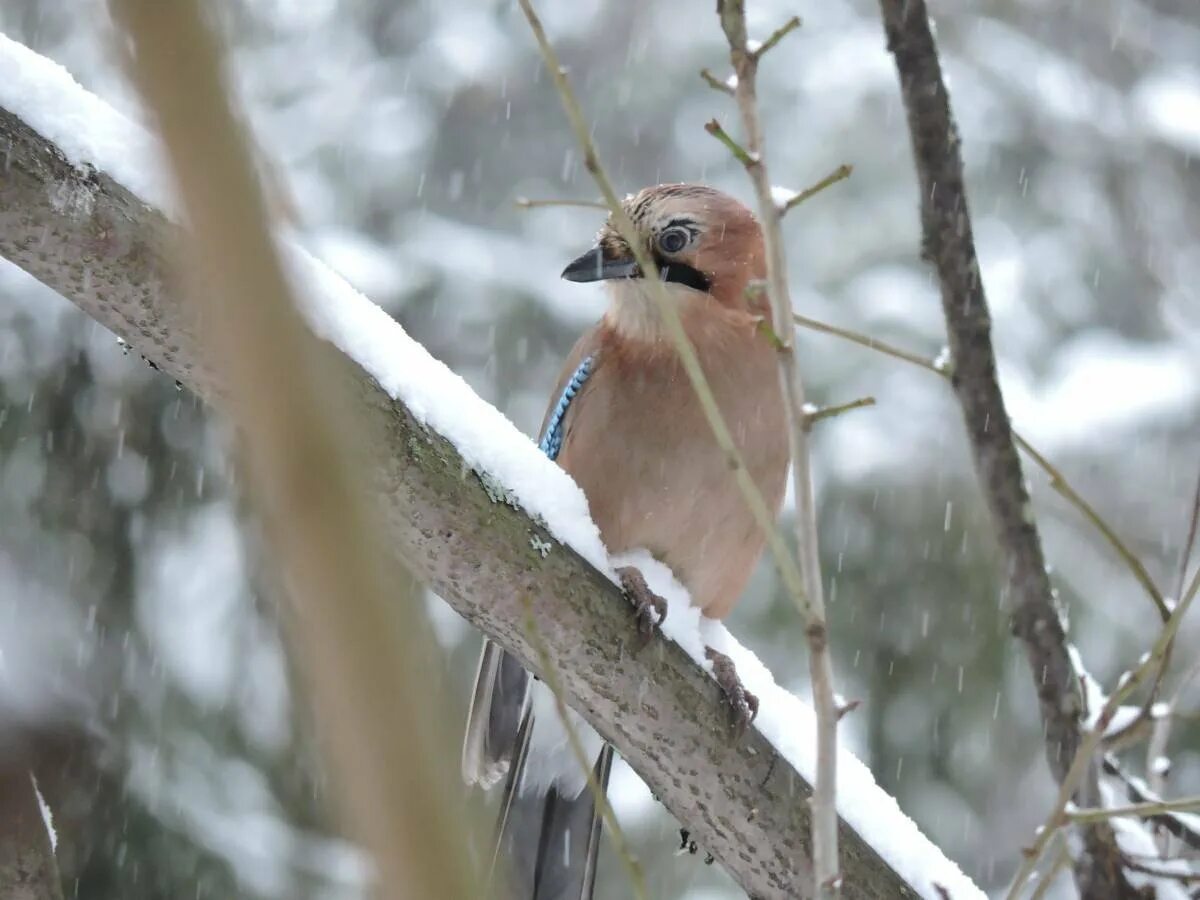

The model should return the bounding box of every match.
[555,304,787,619]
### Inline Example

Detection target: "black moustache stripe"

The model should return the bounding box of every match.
[654,256,711,294]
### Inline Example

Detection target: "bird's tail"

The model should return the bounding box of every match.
[463,639,530,789]
[463,639,613,900]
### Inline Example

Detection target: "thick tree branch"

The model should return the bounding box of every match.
[0,101,929,900]
[877,1,1136,896]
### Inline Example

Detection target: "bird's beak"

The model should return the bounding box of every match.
[560,246,640,283]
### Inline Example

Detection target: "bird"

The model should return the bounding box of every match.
[461,183,789,900]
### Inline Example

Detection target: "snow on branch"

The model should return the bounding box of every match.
[0,31,983,899]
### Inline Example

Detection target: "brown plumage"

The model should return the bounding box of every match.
[464,184,788,900]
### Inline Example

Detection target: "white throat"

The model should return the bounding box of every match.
[604,278,700,342]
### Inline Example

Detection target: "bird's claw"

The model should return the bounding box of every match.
[616,566,667,647]
[705,646,759,741]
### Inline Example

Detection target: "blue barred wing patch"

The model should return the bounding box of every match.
[538,356,594,460]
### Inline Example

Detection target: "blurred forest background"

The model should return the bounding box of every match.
[1,0,1198,897]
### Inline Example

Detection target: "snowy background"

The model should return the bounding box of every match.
[1,0,1198,897]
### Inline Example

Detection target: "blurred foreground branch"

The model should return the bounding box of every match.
[108,1,479,897]
[877,0,1136,896]
[0,81,925,900]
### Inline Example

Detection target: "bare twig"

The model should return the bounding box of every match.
[1004,572,1197,898]
[109,3,480,897]
[751,15,802,59]
[793,312,943,371]
[1171,472,1200,616]
[1148,658,1200,796]
[789,311,1170,623]
[878,0,1136,894]
[704,118,756,166]
[777,164,854,216]
[713,1,841,893]
[806,396,876,426]
[1121,858,1200,884]
[1145,472,1200,795]
[1103,754,1200,855]
[1013,435,1169,622]
[1027,839,1072,900]
[520,597,647,900]
[1068,797,1200,825]
[515,196,607,210]
[699,67,736,96]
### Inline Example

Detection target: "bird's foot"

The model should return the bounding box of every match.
[705,646,759,741]
[616,565,667,646]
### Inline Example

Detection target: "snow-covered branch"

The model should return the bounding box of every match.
[0,32,984,899]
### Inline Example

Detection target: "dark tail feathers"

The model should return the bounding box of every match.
[464,639,613,900]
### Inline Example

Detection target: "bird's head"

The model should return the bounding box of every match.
[561,184,767,340]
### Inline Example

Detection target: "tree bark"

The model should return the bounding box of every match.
[0,101,920,898]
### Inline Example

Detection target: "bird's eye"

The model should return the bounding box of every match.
[657,227,690,254]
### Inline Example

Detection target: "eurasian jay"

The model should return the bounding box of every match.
[462,183,788,900]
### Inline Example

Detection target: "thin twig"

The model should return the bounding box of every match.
[1145,471,1200,795]
[1171,470,1200,616]
[790,318,1170,623]
[699,68,735,96]
[792,312,943,371]
[1148,658,1200,795]
[1067,797,1200,824]
[805,396,876,426]
[1027,839,1071,900]
[714,1,840,894]
[516,0,811,624]
[704,118,757,166]
[1121,858,1200,884]
[1014,435,1169,622]
[751,15,802,59]
[515,196,608,210]
[520,597,647,900]
[1004,572,1198,899]
[1101,469,1199,765]
[1103,753,1200,855]
[778,164,854,216]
